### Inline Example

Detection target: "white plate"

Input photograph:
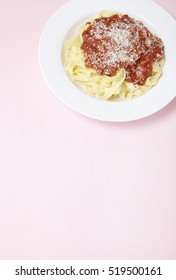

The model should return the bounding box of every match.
[39,0,176,122]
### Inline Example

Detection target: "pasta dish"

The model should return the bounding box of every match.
[63,11,164,100]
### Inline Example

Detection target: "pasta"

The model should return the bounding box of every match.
[63,12,164,100]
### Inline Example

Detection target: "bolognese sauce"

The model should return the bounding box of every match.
[81,14,164,85]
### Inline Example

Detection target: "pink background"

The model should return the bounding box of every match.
[0,0,176,260]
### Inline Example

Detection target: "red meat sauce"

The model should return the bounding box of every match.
[81,14,164,85]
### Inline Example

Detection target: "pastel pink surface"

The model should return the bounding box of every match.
[0,0,176,260]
